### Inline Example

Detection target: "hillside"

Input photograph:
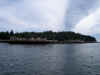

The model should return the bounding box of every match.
[0,31,96,43]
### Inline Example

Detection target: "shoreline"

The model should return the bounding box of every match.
[0,40,97,44]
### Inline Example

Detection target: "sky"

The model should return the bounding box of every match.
[0,0,100,40]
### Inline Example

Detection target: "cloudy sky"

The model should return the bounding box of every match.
[0,0,100,40]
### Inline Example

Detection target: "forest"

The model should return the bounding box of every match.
[0,30,96,43]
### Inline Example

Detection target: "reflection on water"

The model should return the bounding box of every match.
[0,43,100,75]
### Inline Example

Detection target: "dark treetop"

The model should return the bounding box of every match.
[0,30,96,43]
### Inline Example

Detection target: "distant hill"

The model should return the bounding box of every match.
[0,31,97,43]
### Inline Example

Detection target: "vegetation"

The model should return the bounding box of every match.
[0,30,96,43]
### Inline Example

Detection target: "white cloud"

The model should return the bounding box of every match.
[0,0,68,32]
[73,8,100,35]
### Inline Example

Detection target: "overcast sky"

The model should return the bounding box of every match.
[0,0,100,40]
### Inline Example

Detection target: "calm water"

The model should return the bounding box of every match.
[0,43,100,75]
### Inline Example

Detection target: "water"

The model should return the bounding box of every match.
[0,43,100,75]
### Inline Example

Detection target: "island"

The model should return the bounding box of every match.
[0,30,97,44]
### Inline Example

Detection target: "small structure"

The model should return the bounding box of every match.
[10,37,47,41]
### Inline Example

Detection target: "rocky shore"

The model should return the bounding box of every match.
[0,40,97,44]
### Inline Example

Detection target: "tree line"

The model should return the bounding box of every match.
[0,30,96,42]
